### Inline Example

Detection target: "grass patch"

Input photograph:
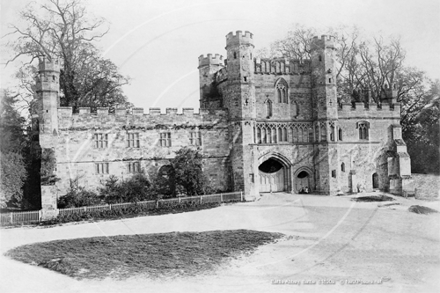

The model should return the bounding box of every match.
[351,195,395,202]
[5,230,284,280]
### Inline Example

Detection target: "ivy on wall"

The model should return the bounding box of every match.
[41,148,59,185]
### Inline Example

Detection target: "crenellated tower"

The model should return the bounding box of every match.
[224,30,257,196]
[36,57,60,148]
[310,35,339,195]
[198,53,224,109]
[224,30,256,120]
[310,35,338,120]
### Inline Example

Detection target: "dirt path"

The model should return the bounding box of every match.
[1,193,439,293]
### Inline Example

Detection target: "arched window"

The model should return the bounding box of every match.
[298,127,304,142]
[308,128,314,143]
[278,128,282,143]
[330,124,335,141]
[315,124,319,142]
[291,126,297,143]
[275,78,288,104]
[257,127,261,144]
[265,99,273,118]
[338,128,343,141]
[357,121,370,140]
[341,163,345,172]
[320,124,326,141]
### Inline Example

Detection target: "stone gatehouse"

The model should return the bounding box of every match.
[36,30,412,200]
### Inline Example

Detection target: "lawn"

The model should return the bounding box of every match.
[5,230,284,280]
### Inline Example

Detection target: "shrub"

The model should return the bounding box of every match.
[47,200,221,225]
[99,172,153,204]
[58,178,102,208]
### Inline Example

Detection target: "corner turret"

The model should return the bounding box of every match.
[198,54,224,109]
[225,30,254,48]
[310,35,336,51]
[37,56,60,148]
[310,34,338,119]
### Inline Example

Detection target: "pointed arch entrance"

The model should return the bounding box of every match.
[372,172,379,189]
[258,153,291,193]
[293,167,314,193]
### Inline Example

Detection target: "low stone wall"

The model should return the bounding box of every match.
[410,174,440,200]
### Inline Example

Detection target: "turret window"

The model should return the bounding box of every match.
[357,121,370,140]
[330,124,335,141]
[320,124,326,141]
[265,99,273,118]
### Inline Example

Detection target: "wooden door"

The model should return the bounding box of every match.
[259,168,285,192]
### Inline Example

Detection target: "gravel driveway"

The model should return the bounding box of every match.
[1,192,439,293]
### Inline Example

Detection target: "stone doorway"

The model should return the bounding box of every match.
[258,158,286,193]
[372,172,379,189]
[295,171,311,193]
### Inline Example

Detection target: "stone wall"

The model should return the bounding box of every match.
[53,107,230,195]
[254,74,313,121]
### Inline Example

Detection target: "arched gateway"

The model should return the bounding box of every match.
[258,154,291,193]
[294,167,313,193]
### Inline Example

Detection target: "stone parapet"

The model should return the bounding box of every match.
[338,102,401,119]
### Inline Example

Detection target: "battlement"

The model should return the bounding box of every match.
[254,58,311,75]
[38,57,60,73]
[58,107,228,117]
[198,54,224,68]
[57,106,229,130]
[310,35,336,51]
[338,102,401,118]
[226,30,254,47]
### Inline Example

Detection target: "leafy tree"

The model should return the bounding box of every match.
[0,90,28,208]
[171,147,209,196]
[0,90,26,153]
[5,0,129,112]
[403,80,440,174]
[0,152,27,208]
[148,165,176,198]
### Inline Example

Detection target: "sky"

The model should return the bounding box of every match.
[1,0,439,111]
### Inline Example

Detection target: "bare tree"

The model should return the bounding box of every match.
[5,0,129,111]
